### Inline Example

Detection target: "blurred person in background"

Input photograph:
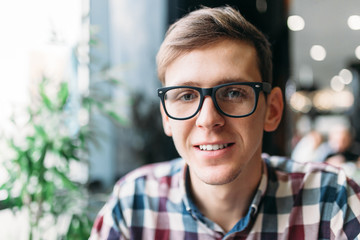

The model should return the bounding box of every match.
[291,130,324,163]
[292,123,360,183]
[323,124,360,183]
[90,6,360,239]
[325,124,359,165]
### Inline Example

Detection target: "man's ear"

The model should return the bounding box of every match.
[264,87,284,132]
[160,103,173,136]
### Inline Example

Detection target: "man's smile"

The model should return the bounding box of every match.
[199,143,228,151]
[196,143,235,151]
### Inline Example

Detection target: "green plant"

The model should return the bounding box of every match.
[0,76,124,239]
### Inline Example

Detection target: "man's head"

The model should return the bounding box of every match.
[157,6,273,86]
[156,6,283,186]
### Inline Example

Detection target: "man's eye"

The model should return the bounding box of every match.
[226,90,242,98]
[224,88,246,99]
[217,86,252,102]
[179,92,197,101]
[166,89,199,102]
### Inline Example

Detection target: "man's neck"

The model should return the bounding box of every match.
[188,158,263,233]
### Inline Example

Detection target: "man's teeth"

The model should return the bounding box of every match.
[199,144,228,151]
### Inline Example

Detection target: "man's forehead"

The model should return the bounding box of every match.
[163,39,260,87]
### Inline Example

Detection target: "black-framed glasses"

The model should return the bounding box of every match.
[157,82,272,120]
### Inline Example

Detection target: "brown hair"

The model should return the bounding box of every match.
[156,6,273,85]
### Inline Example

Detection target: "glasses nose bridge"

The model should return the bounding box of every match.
[201,87,214,97]
[199,87,217,108]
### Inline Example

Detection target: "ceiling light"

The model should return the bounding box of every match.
[339,69,353,84]
[356,46,360,60]
[348,15,360,30]
[335,91,354,109]
[310,45,326,61]
[331,76,345,92]
[313,90,354,112]
[287,15,305,31]
[313,90,333,111]
[289,91,312,113]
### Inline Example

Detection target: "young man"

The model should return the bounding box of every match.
[90,6,360,239]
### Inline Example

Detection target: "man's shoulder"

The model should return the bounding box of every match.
[263,154,353,188]
[114,158,185,192]
[124,158,184,179]
[260,156,360,238]
[264,154,360,194]
[264,154,341,176]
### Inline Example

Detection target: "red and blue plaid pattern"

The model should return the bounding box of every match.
[90,155,360,239]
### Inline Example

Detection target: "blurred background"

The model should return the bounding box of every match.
[0,0,359,238]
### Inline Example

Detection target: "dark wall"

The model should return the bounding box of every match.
[167,0,290,155]
[349,63,360,143]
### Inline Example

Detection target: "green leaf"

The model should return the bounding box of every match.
[0,196,22,210]
[65,213,91,239]
[95,101,104,110]
[0,181,10,190]
[24,150,33,176]
[34,125,47,140]
[42,181,56,204]
[35,142,49,184]
[26,136,36,143]
[106,110,127,125]
[107,78,121,86]
[57,82,69,110]
[38,142,49,164]
[56,137,81,161]
[89,38,98,46]
[50,167,78,191]
[81,96,95,110]
[39,84,53,111]
[8,139,21,152]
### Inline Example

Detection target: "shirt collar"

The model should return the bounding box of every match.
[249,158,268,216]
[180,164,192,213]
[180,157,269,231]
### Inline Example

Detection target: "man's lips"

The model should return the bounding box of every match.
[195,143,234,151]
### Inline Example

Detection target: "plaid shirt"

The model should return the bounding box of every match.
[90,155,360,239]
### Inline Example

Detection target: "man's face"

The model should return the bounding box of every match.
[161,39,276,186]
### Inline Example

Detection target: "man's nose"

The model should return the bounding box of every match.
[195,96,225,129]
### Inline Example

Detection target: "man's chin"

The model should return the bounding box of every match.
[193,168,242,186]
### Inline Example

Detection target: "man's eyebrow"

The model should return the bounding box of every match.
[168,78,250,87]
[217,78,250,84]
[170,81,199,86]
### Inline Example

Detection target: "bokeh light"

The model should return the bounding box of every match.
[288,15,305,31]
[310,45,326,61]
[348,15,360,30]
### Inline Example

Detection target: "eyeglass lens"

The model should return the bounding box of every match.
[163,84,256,119]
